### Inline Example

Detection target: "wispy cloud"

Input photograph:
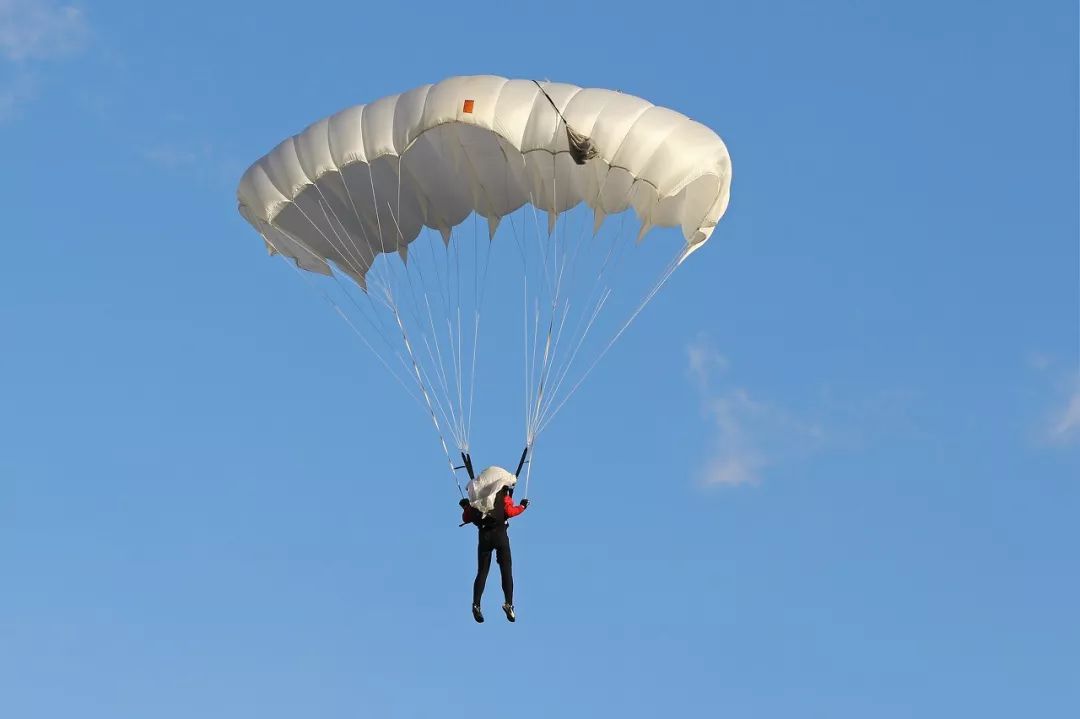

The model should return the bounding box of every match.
[1028,353,1080,447]
[1027,351,1053,372]
[0,1,88,61]
[686,337,728,390]
[1047,373,1080,445]
[0,66,32,119]
[140,141,244,192]
[141,144,209,169]
[0,1,89,118]
[686,334,825,487]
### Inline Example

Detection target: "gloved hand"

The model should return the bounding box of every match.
[520,498,530,509]
[459,498,471,508]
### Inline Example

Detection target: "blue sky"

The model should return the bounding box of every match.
[2,1,1077,717]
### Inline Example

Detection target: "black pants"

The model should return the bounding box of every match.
[473,527,513,605]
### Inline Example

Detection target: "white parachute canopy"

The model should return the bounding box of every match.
[237,75,731,273]
[235,75,732,494]
[466,466,517,515]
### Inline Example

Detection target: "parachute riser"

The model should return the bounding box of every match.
[514,446,530,477]
[455,451,476,480]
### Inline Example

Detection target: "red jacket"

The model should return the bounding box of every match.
[462,494,526,524]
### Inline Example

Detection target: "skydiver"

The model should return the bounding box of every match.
[460,484,529,623]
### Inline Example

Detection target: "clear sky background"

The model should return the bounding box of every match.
[2,1,1078,717]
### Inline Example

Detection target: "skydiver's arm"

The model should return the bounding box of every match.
[503,494,526,518]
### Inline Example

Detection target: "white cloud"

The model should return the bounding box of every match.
[0,2,88,119]
[131,132,246,200]
[1028,353,1080,447]
[140,142,242,192]
[141,144,206,169]
[1027,352,1052,372]
[1047,374,1080,445]
[686,336,826,487]
[0,0,88,61]
[686,335,729,393]
[698,389,765,487]
[701,454,762,487]
[0,66,32,119]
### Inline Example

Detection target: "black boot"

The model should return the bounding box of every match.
[471,604,484,623]
[502,603,516,622]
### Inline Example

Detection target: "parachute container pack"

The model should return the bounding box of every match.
[466,466,517,516]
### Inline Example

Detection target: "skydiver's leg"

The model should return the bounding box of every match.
[495,533,513,605]
[473,537,493,605]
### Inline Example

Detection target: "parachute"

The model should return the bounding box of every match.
[236,75,732,496]
[466,466,517,515]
